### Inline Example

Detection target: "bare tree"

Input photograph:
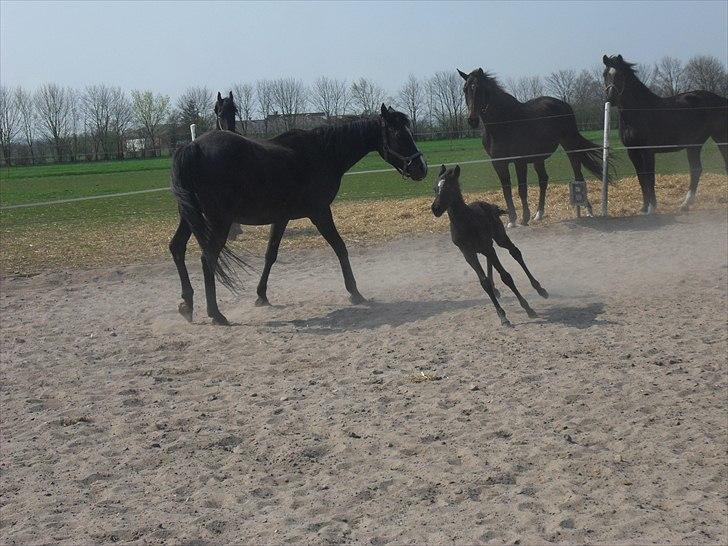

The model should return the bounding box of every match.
[0,86,21,165]
[508,75,546,102]
[110,87,133,159]
[82,84,113,160]
[68,88,82,161]
[652,56,685,96]
[350,77,387,116]
[311,76,349,120]
[35,83,72,161]
[683,55,728,94]
[428,71,466,136]
[572,69,602,108]
[546,69,577,103]
[131,90,170,156]
[14,86,35,163]
[397,74,424,133]
[271,78,308,130]
[231,82,255,134]
[256,79,275,134]
[176,87,214,134]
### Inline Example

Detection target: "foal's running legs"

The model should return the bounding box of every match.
[255,221,289,306]
[170,217,194,322]
[462,250,510,326]
[310,208,366,304]
[491,232,549,299]
[484,247,538,319]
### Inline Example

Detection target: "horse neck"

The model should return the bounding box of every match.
[316,118,381,174]
[446,188,468,216]
[620,73,660,110]
[481,83,520,123]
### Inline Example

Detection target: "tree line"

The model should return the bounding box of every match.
[0,54,725,166]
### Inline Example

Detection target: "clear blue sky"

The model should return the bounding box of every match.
[1,0,726,100]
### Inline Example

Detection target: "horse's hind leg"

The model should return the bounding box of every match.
[493,161,517,228]
[485,247,538,319]
[462,250,510,327]
[514,160,531,226]
[533,160,548,221]
[310,208,366,305]
[200,226,231,325]
[170,218,194,322]
[493,231,548,299]
[255,221,289,306]
[567,154,593,217]
[680,145,703,211]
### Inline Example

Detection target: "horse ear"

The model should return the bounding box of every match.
[380,103,388,118]
[454,165,461,177]
[477,67,484,75]
[617,54,623,62]
[217,91,222,101]
[229,91,233,100]
[602,55,609,65]
[439,164,446,176]
[458,69,468,80]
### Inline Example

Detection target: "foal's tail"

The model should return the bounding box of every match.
[561,127,615,183]
[170,143,248,291]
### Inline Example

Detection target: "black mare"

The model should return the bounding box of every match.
[458,68,607,226]
[169,105,427,325]
[603,54,728,213]
[431,165,548,327]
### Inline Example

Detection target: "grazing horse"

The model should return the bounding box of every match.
[214,91,238,132]
[170,105,427,325]
[431,164,548,327]
[603,54,728,213]
[458,68,608,226]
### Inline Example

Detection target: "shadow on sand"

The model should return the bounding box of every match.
[263,298,484,334]
[537,302,617,329]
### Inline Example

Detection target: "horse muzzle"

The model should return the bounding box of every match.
[431,202,445,217]
[405,154,428,181]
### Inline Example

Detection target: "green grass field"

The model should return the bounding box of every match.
[1,131,725,231]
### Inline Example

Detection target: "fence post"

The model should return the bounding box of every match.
[190,124,197,141]
[601,102,611,216]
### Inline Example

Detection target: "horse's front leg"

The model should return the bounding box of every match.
[680,145,703,211]
[255,221,289,306]
[492,160,517,227]
[514,160,530,225]
[627,148,650,214]
[310,208,366,305]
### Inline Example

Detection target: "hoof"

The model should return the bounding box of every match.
[350,293,367,305]
[679,203,690,213]
[210,312,230,326]
[536,287,549,299]
[532,210,544,222]
[254,296,270,307]
[506,221,518,228]
[500,317,513,328]
[520,218,530,226]
[526,309,538,319]
[178,301,193,323]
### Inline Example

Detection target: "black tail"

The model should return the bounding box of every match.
[561,129,615,183]
[170,143,249,291]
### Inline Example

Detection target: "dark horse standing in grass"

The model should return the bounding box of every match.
[458,68,607,226]
[603,54,728,213]
[169,105,427,325]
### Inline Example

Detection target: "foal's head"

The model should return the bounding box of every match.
[431,164,462,217]
[214,91,238,132]
[602,54,635,105]
[458,67,491,128]
[378,104,428,181]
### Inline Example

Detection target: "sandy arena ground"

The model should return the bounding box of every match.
[1,210,727,545]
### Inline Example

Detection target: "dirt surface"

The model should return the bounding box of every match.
[1,210,727,545]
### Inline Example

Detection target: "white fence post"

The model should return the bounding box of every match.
[601,102,611,216]
[190,123,197,141]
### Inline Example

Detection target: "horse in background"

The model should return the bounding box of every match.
[603,54,728,213]
[458,68,608,227]
[214,91,238,132]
